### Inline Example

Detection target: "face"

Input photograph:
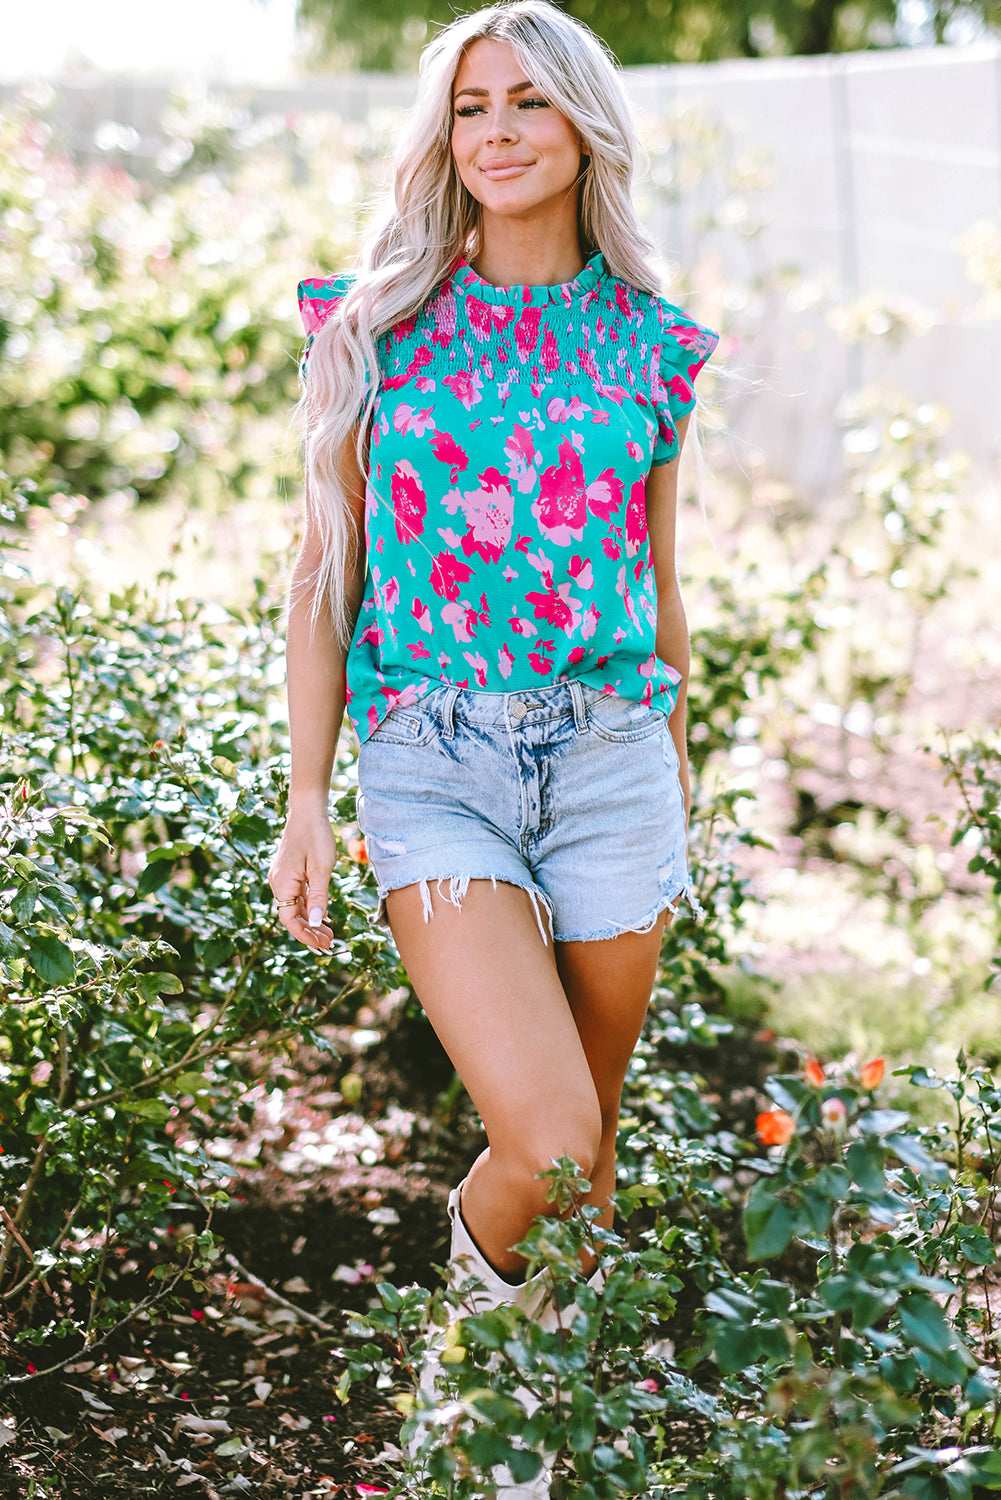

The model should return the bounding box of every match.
[451,37,583,227]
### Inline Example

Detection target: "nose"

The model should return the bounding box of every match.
[485,107,518,146]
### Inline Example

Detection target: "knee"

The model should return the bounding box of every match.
[513,1100,602,1195]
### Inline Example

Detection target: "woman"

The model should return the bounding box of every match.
[269,0,716,1487]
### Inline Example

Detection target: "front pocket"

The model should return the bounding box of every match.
[585,692,667,743]
[368,705,437,747]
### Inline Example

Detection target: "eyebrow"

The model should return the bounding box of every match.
[454,80,536,100]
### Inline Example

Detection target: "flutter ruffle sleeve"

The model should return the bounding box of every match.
[650,299,719,465]
[295,271,355,382]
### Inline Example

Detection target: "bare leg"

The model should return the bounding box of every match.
[555,914,670,1232]
[386,879,604,1273]
[386,879,668,1272]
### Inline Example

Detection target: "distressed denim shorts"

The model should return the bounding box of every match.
[355,678,697,945]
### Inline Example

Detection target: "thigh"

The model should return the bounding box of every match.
[385,878,599,1153]
[555,915,668,1113]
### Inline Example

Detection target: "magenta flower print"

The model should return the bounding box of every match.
[393,404,436,438]
[584,469,623,521]
[569,555,593,589]
[430,551,474,601]
[533,439,589,545]
[467,296,516,342]
[391,460,427,545]
[546,394,591,424]
[525,582,583,636]
[443,468,514,563]
[296,258,717,740]
[529,640,556,674]
[442,368,484,410]
[504,425,539,493]
[625,480,648,557]
[514,306,542,358]
[430,429,469,483]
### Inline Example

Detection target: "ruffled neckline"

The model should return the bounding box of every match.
[450,250,605,307]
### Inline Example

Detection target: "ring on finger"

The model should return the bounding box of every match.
[275,898,300,909]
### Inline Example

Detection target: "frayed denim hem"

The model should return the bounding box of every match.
[552,880,703,944]
[374,873,556,946]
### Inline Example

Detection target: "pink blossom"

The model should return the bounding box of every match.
[540,329,560,374]
[569,555,594,589]
[430,551,474,602]
[498,644,515,678]
[393,404,436,438]
[533,440,588,545]
[568,646,586,665]
[441,602,475,642]
[443,468,514,564]
[410,598,433,633]
[525,582,583,637]
[442,368,484,410]
[529,642,555,674]
[391,460,427,546]
[581,604,601,640]
[504,424,539,493]
[514,306,542,358]
[430,428,469,481]
[407,641,431,661]
[509,615,538,638]
[463,650,489,687]
[546,394,591,424]
[625,480,648,557]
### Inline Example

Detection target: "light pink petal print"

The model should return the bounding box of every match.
[504,424,539,494]
[441,601,475,642]
[585,468,623,521]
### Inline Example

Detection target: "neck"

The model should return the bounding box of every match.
[472,214,585,289]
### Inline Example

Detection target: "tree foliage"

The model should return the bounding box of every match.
[293,0,1000,71]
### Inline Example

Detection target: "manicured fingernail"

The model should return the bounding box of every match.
[308,908,323,927]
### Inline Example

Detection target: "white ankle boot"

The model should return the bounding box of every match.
[409,1180,554,1498]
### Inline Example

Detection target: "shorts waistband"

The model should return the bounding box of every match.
[421,677,597,734]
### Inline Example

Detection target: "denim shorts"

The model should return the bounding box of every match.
[354,678,697,945]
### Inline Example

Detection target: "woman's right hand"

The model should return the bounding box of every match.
[268,804,337,953]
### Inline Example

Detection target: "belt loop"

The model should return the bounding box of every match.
[568,679,588,734]
[441,685,459,740]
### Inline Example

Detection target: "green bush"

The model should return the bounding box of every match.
[0,473,399,1369]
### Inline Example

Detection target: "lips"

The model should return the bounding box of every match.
[479,158,533,179]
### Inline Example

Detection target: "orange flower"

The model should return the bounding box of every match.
[756,1108,795,1146]
[860,1057,885,1090]
[804,1056,825,1088]
[347,837,368,864]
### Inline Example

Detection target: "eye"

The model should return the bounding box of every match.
[454,104,485,117]
[518,97,550,109]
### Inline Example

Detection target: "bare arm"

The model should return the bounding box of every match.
[268,436,367,952]
[646,413,692,823]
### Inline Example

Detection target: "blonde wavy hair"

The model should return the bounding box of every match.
[299,0,663,643]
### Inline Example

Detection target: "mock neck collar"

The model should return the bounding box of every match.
[450,250,605,307]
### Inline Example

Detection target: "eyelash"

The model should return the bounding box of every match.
[454,98,549,117]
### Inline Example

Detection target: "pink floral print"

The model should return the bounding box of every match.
[297,253,718,742]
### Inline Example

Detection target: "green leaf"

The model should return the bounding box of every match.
[117,1097,171,1124]
[26,933,75,985]
[137,860,176,896]
[885,1132,950,1183]
[136,971,184,999]
[847,1139,886,1195]
[743,1180,796,1261]
[11,880,39,923]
